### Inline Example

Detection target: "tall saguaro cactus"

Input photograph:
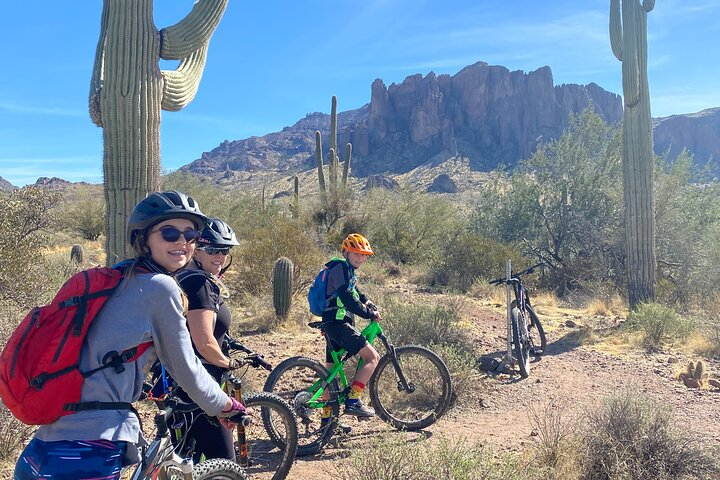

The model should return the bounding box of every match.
[90,0,228,264]
[609,0,656,308]
[315,96,352,207]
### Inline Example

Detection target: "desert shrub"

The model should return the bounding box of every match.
[431,343,482,406]
[0,187,62,308]
[62,188,105,240]
[380,296,464,347]
[427,232,522,292]
[360,187,463,265]
[336,434,524,480]
[528,401,582,479]
[233,215,326,296]
[625,302,694,349]
[581,389,719,479]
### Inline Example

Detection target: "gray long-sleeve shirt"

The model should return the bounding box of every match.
[35,271,228,448]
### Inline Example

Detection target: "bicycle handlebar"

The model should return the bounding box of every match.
[488,262,546,285]
[225,335,273,371]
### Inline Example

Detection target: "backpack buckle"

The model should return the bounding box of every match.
[29,374,48,390]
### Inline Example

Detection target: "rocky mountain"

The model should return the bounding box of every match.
[185,60,717,178]
[185,61,622,177]
[653,107,720,173]
[0,176,16,192]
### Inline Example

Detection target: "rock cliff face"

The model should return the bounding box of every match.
[185,61,714,177]
[653,107,720,173]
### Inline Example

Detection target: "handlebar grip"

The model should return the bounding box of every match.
[256,357,273,371]
[227,412,251,427]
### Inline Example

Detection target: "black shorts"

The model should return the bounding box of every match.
[322,321,368,363]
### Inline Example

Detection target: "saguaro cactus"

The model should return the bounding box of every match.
[272,257,294,320]
[90,0,228,264]
[609,0,656,308]
[315,96,352,207]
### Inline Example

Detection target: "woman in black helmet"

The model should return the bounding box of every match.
[176,218,241,461]
[14,192,245,480]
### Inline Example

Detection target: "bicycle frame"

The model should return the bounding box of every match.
[302,319,413,409]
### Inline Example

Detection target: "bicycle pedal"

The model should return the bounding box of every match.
[357,416,373,422]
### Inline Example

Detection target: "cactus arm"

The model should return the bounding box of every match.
[89,1,110,127]
[330,95,338,155]
[342,143,352,190]
[642,0,655,12]
[160,45,209,111]
[315,130,327,203]
[622,1,641,108]
[160,0,228,60]
[609,0,623,61]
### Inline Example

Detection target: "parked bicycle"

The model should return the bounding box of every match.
[489,262,548,378]
[263,316,453,456]
[223,338,298,480]
[125,390,249,479]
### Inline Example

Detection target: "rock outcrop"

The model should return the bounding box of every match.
[653,107,720,174]
[184,61,718,178]
[427,174,458,193]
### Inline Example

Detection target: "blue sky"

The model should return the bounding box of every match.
[1,0,718,187]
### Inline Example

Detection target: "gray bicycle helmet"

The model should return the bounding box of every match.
[197,218,240,247]
[127,190,206,245]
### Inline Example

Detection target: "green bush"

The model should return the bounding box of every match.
[380,296,463,347]
[0,187,62,308]
[427,232,522,292]
[582,389,719,479]
[63,188,105,241]
[625,302,694,349]
[336,435,524,480]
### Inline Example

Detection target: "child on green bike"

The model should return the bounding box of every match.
[320,233,381,420]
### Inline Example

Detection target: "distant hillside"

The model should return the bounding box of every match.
[0,176,16,192]
[654,107,720,173]
[184,61,623,177]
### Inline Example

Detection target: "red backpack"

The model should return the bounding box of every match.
[0,267,152,425]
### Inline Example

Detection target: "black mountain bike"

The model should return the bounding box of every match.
[489,262,547,378]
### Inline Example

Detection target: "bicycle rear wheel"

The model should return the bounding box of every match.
[512,308,531,378]
[193,458,248,479]
[263,356,340,456]
[238,392,298,480]
[526,305,547,355]
[369,345,452,431]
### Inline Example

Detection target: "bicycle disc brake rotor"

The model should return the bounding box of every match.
[293,391,313,419]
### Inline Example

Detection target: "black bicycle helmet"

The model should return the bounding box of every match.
[127,190,206,245]
[197,218,240,247]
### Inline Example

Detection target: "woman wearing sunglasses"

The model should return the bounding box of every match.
[14,191,245,480]
[175,217,241,462]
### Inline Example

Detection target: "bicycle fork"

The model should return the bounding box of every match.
[230,379,250,467]
[378,334,414,394]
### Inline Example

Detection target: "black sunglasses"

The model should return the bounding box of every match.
[152,226,202,243]
[198,246,231,255]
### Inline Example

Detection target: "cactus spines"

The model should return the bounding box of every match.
[90,0,228,264]
[609,0,656,308]
[70,244,84,264]
[272,257,294,320]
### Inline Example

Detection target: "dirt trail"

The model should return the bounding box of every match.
[255,298,720,479]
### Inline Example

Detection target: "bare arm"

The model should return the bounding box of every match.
[186,309,230,368]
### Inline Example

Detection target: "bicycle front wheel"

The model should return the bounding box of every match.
[369,345,452,431]
[193,458,248,479]
[263,356,339,456]
[512,308,531,378]
[526,305,547,355]
[239,392,298,480]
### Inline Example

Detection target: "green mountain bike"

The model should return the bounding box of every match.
[263,317,453,456]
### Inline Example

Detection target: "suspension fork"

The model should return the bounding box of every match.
[377,333,415,393]
[229,378,249,467]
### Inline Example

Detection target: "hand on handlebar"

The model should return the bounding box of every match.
[218,397,249,429]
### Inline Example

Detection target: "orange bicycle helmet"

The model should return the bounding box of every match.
[341,233,374,255]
